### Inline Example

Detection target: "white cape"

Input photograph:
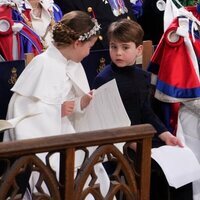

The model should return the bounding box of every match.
[177,104,200,200]
[4,44,110,199]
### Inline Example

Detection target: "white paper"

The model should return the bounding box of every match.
[0,112,41,132]
[75,79,131,132]
[0,120,13,132]
[151,145,200,188]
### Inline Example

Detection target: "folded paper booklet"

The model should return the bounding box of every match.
[151,145,200,188]
[0,113,41,132]
[75,79,131,132]
[74,79,130,153]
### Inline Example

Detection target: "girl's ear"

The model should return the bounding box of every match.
[73,40,82,48]
[136,45,143,57]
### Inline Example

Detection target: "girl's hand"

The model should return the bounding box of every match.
[61,100,75,117]
[80,90,94,110]
[159,131,184,147]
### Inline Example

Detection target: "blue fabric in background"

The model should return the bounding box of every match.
[81,49,111,88]
[0,60,25,120]
[131,0,143,19]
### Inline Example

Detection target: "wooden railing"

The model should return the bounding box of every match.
[0,124,155,200]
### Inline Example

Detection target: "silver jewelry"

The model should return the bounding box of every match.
[78,19,101,41]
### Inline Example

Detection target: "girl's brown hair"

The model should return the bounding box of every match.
[53,11,99,46]
[107,19,144,47]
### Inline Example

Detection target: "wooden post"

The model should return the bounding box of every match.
[65,148,75,200]
[136,137,152,200]
[24,53,34,66]
[142,40,153,71]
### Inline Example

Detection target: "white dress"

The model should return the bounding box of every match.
[4,44,110,198]
[177,101,200,200]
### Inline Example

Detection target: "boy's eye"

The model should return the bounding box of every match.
[110,45,116,49]
[123,46,129,50]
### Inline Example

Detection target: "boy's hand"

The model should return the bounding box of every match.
[159,131,184,147]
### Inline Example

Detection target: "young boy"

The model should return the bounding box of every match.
[93,19,193,200]
[93,19,182,147]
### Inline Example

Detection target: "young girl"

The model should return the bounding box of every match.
[4,11,110,198]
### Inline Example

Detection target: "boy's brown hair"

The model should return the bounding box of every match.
[107,19,144,47]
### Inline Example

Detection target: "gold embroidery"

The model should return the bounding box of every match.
[41,18,55,50]
[97,57,106,73]
[8,67,18,85]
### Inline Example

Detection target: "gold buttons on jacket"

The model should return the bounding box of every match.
[87,7,93,13]
[98,35,103,40]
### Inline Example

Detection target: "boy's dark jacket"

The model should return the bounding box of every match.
[93,63,168,143]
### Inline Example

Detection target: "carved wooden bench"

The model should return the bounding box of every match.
[0,124,155,200]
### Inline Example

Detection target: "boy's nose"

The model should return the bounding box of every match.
[116,49,122,55]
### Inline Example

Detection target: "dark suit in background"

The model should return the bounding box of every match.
[54,0,135,50]
[137,0,165,45]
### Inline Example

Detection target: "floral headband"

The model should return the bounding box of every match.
[78,19,101,41]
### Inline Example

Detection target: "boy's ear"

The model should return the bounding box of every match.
[137,45,143,57]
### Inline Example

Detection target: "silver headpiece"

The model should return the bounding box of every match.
[78,19,101,41]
